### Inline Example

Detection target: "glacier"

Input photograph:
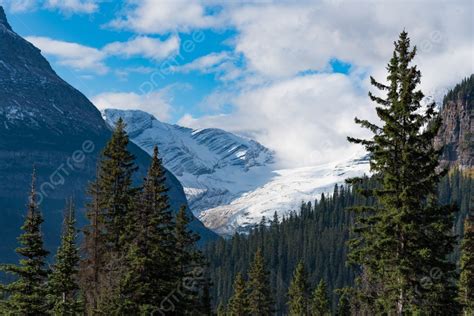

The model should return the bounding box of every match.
[103,109,370,235]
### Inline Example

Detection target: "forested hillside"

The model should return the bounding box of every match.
[205,160,472,314]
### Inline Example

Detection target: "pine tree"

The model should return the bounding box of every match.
[174,205,205,314]
[287,261,310,315]
[98,117,138,250]
[228,272,247,316]
[347,31,459,314]
[459,214,474,315]
[47,199,81,315]
[112,146,176,313]
[80,119,139,312]
[0,170,49,315]
[246,249,273,316]
[310,279,330,316]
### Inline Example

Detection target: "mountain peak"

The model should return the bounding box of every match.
[0,6,12,31]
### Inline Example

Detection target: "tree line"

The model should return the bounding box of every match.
[0,119,209,315]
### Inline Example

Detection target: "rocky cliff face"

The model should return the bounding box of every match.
[435,75,473,170]
[0,7,216,261]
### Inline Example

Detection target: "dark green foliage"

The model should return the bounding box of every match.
[174,205,207,315]
[217,301,227,316]
[442,74,474,107]
[80,118,139,312]
[439,168,473,245]
[47,200,81,315]
[205,172,470,314]
[246,249,274,315]
[310,280,330,316]
[200,277,213,316]
[77,123,208,314]
[0,120,210,314]
[347,31,459,314]
[204,183,372,314]
[459,214,474,315]
[79,170,106,314]
[228,272,247,316]
[97,117,138,250]
[335,290,350,316]
[111,146,177,313]
[0,171,50,315]
[287,261,310,315]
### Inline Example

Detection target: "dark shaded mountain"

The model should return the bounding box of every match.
[435,74,473,170]
[0,6,217,262]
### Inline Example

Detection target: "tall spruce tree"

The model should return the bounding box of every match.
[287,261,310,315]
[80,118,138,313]
[246,249,273,316]
[98,117,138,250]
[112,146,177,314]
[0,170,49,315]
[228,272,247,316]
[310,280,330,316]
[347,31,459,314]
[459,214,474,315]
[47,199,81,315]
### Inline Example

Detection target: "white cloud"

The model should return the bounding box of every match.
[229,0,473,87]
[25,36,108,74]
[44,0,98,13]
[0,0,99,13]
[180,73,376,168]
[25,35,181,75]
[92,90,173,121]
[175,52,231,72]
[108,0,224,34]
[104,36,179,61]
[0,0,36,12]
[172,51,242,81]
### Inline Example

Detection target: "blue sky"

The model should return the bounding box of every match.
[6,3,238,122]
[1,0,472,167]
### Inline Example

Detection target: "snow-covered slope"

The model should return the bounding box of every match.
[200,155,370,235]
[103,109,275,214]
[103,109,370,235]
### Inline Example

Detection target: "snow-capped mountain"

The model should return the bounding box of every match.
[103,109,275,214]
[103,109,370,235]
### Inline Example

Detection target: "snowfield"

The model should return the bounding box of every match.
[104,109,370,235]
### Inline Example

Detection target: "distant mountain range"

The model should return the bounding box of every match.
[104,109,371,235]
[0,6,217,262]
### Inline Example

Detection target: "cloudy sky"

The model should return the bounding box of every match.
[2,0,473,167]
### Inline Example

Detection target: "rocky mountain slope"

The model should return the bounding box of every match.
[103,109,275,214]
[104,109,370,235]
[435,74,473,169]
[0,7,216,261]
